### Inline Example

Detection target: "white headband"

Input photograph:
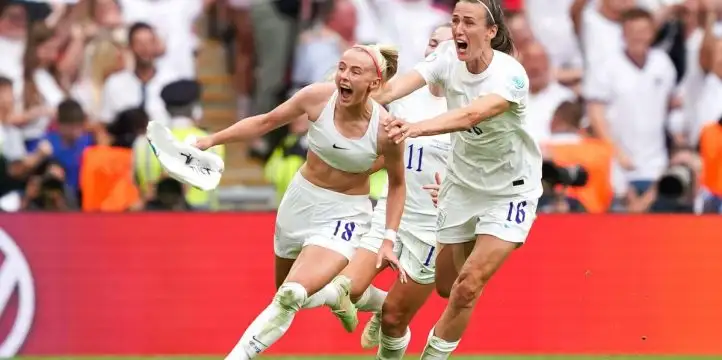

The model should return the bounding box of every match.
[474,0,495,24]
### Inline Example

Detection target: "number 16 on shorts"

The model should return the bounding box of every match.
[506,200,527,224]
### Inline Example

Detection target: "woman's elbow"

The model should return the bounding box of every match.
[387,178,406,194]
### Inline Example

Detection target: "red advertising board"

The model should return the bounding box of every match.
[0,214,721,356]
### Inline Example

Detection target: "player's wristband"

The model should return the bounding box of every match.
[384,229,398,243]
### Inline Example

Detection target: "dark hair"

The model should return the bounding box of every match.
[459,0,514,55]
[0,76,12,89]
[156,177,183,196]
[553,100,584,128]
[620,8,654,24]
[33,158,63,177]
[109,107,149,148]
[57,99,85,125]
[40,174,65,193]
[127,22,154,45]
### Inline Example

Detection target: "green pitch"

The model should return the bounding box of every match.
[12,356,718,360]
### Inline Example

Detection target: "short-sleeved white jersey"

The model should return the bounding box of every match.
[376,87,450,237]
[413,40,543,196]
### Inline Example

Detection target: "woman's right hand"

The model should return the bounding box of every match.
[193,136,214,151]
[422,172,442,207]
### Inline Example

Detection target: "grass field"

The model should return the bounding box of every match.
[12,356,719,360]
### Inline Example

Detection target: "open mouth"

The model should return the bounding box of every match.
[455,39,468,52]
[339,84,353,100]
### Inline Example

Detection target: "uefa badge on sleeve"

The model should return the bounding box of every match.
[509,75,527,98]
[511,76,526,90]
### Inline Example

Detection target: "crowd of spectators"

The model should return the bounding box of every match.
[0,0,720,214]
[0,0,213,212]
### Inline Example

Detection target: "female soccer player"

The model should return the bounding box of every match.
[193,44,407,360]
[301,24,454,360]
[376,0,543,359]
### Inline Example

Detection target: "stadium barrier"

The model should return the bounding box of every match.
[1,214,721,357]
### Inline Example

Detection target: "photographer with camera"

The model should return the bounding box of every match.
[540,100,614,213]
[637,148,703,214]
[22,160,78,211]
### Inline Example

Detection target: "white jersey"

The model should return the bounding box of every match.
[307,90,381,173]
[414,40,542,196]
[377,87,450,240]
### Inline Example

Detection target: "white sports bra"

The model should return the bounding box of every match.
[307,90,380,173]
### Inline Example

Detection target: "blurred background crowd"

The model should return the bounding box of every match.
[0,0,720,214]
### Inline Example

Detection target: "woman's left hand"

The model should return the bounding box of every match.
[376,239,407,284]
[384,116,420,144]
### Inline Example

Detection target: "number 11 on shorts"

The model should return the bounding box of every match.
[506,201,527,224]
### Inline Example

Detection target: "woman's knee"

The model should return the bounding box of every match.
[448,270,485,309]
[275,282,308,311]
[380,300,408,335]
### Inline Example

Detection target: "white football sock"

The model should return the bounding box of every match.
[376,327,411,360]
[355,285,387,312]
[419,327,460,360]
[224,282,307,360]
[302,282,340,309]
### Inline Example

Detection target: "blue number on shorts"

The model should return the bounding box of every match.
[423,246,436,266]
[333,220,356,241]
[466,126,483,135]
[406,144,423,172]
[505,201,527,224]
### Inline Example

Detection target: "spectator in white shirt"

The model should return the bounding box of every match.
[83,0,127,40]
[0,76,51,184]
[71,36,126,121]
[694,3,722,146]
[11,22,64,152]
[585,8,677,209]
[521,41,577,143]
[578,0,635,78]
[100,22,175,127]
[350,0,448,74]
[526,0,584,86]
[291,0,356,94]
[695,39,722,145]
[119,0,204,79]
[673,0,707,145]
[78,0,129,74]
[0,3,28,99]
[508,11,535,51]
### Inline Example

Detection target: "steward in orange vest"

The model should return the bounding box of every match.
[544,101,614,213]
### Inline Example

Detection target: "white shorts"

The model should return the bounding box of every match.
[436,181,541,244]
[359,202,437,285]
[275,173,372,260]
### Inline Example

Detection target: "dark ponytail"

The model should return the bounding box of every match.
[484,0,515,55]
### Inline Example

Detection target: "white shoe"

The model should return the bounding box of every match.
[361,311,381,349]
[329,275,358,333]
